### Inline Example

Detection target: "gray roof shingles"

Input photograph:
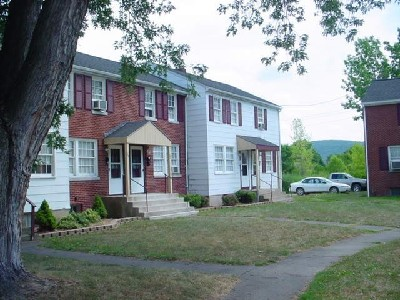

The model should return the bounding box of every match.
[237,135,279,147]
[105,120,149,138]
[171,69,278,107]
[362,78,400,104]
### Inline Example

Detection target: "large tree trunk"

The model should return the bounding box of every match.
[0,1,88,297]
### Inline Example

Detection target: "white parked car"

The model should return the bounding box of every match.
[290,177,351,196]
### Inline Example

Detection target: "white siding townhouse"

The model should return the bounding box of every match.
[166,70,282,206]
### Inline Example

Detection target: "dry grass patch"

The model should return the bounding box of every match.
[42,217,363,266]
[23,254,238,300]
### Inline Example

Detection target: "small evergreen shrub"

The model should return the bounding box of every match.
[201,196,209,207]
[35,200,57,231]
[57,214,80,229]
[222,194,238,206]
[71,211,90,227]
[92,195,107,219]
[82,209,101,223]
[184,194,205,208]
[235,190,256,204]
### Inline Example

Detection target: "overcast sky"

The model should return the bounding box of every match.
[77,0,400,145]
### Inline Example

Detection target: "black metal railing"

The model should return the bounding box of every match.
[25,198,36,241]
[130,178,148,212]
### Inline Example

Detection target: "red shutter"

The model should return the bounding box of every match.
[227,100,231,124]
[264,108,268,130]
[273,151,277,172]
[209,95,214,121]
[84,76,92,110]
[177,94,185,122]
[138,86,145,117]
[238,102,242,126]
[156,90,163,119]
[379,147,389,171]
[222,99,228,124]
[162,93,168,120]
[106,80,114,113]
[74,74,84,109]
[261,151,266,173]
[254,106,258,128]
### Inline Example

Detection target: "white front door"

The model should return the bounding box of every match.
[130,146,144,193]
[109,145,123,195]
[240,151,251,188]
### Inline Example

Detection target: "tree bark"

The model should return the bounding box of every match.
[0,1,88,297]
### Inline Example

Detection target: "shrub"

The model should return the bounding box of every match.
[71,211,90,227]
[57,214,80,229]
[92,195,107,219]
[222,194,238,206]
[35,200,57,231]
[235,190,256,204]
[82,209,101,223]
[184,194,205,208]
[201,196,209,207]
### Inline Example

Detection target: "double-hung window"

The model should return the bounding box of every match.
[32,141,54,176]
[257,107,264,129]
[230,102,238,125]
[388,146,400,171]
[92,77,107,111]
[69,139,98,178]
[265,151,272,172]
[214,145,235,174]
[213,96,222,122]
[145,89,155,118]
[168,94,177,122]
[171,145,180,174]
[153,145,180,176]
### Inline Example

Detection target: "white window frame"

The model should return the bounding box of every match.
[213,96,222,123]
[69,138,98,179]
[214,145,235,174]
[171,144,180,174]
[145,88,156,119]
[265,151,272,172]
[230,101,238,126]
[388,146,400,171]
[257,107,264,129]
[63,77,71,103]
[168,94,177,122]
[153,146,165,176]
[91,77,107,112]
[32,140,54,177]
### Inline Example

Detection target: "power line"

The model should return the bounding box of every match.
[281,95,346,107]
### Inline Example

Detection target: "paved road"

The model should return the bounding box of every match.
[22,221,400,300]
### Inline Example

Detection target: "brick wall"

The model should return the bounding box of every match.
[365,104,400,196]
[69,82,186,209]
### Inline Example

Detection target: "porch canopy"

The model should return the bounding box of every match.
[236,135,279,151]
[104,120,171,146]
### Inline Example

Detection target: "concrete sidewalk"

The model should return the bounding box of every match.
[22,225,400,300]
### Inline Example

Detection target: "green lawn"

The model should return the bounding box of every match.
[42,215,363,266]
[23,254,238,300]
[300,239,400,300]
[200,192,400,227]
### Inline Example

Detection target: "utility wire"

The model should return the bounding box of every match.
[281,95,346,107]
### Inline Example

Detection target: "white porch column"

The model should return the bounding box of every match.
[167,146,173,193]
[124,143,130,196]
[255,149,260,202]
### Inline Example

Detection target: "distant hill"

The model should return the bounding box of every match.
[311,140,364,163]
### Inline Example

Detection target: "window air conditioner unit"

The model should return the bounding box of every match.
[391,161,400,171]
[93,100,107,111]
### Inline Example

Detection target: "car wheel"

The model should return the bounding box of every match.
[296,187,305,196]
[329,187,339,193]
[352,183,361,192]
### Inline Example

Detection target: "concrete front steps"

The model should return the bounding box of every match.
[258,189,293,202]
[129,193,198,220]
